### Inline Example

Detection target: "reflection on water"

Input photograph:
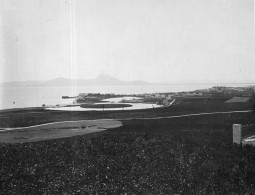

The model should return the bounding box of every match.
[46,103,162,111]
[46,96,161,111]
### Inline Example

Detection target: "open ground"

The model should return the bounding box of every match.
[0,120,122,143]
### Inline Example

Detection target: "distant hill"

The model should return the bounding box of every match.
[1,74,151,87]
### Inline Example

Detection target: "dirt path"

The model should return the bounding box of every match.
[0,119,122,143]
[120,110,250,120]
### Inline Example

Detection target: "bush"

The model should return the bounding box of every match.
[249,93,255,125]
[1,132,255,194]
[249,93,255,113]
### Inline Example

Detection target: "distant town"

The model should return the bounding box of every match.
[71,86,255,107]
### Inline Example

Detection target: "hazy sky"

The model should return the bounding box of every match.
[0,0,254,83]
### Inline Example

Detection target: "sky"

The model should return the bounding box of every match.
[0,0,254,84]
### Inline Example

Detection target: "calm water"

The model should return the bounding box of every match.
[0,84,252,110]
[46,96,161,111]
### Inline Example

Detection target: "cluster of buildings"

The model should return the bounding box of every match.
[199,86,254,97]
[74,85,254,106]
[140,93,173,105]
[168,86,254,98]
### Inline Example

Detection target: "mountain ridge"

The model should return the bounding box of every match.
[2,74,255,87]
[1,74,151,87]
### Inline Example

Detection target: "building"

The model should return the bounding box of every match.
[155,93,160,98]
[163,99,169,105]
[166,95,172,100]
[160,94,166,98]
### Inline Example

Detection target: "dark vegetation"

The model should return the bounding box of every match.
[243,93,255,138]
[0,97,255,194]
[249,93,255,123]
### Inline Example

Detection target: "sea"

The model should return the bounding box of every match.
[0,84,253,110]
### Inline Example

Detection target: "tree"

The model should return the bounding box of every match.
[249,92,255,114]
[249,92,255,125]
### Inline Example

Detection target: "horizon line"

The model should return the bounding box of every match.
[1,75,255,86]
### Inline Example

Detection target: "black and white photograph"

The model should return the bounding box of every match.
[0,0,255,194]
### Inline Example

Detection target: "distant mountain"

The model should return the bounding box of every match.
[1,74,151,87]
[78,74,126,86]
[43,77,73,86]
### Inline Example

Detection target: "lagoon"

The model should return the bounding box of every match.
[46,103,161,111]
[46,96,161,111]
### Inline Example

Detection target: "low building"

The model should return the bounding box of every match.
[160,94,166,98]
[166,95,171,100]
[155,93,160,98]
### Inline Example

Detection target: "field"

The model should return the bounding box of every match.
[0,97,255,194]
[225,97,250,103]
[0,120,122,143]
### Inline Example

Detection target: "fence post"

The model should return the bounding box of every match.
[233,124,242,144]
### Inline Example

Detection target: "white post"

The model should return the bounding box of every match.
[233,124,242,144]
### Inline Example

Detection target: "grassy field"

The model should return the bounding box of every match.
[0,120,122,143]
[0,97,255,194]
